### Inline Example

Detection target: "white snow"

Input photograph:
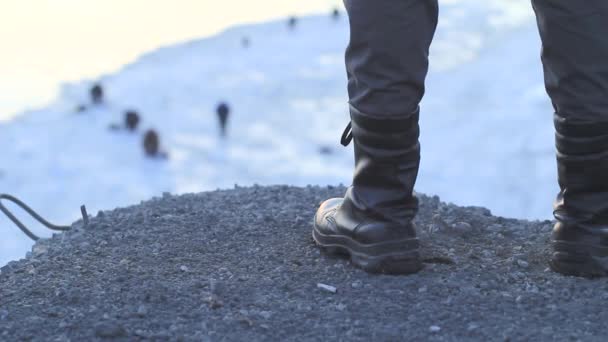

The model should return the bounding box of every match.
[1,0,555,266]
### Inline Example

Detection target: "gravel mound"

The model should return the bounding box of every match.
[1,185,607,341]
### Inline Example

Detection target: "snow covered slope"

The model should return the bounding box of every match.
[0,0,551,265]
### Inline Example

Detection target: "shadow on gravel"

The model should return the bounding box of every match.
[1,186,607,341]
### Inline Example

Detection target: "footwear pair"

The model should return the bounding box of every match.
[313,108,608,277]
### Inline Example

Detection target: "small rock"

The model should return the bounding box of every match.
[468,206,492,216]
[418,286,428,293]
[452,221,473,233]
[467,323,479,331]
[259,311,272,319]
[516,260,529,268]
[429,325,441,333]
[134,330,148,337]
[207,296,223,309]
[136,305,148,317]
[26,264,36,275]
[95,322,127,338]
[0,310,8,320]
[429,214,450,233]
[31,244,48,258]
[317,283,337,293]
[487,224,503,232]
[180,265,189,272]
[351,281,362,289]
[516,295,523,303]
[481,250,494,259]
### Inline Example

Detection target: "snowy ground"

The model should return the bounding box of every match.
[0,0,553,266]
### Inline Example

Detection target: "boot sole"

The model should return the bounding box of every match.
[312,226,422,275]
[550,240,608,278]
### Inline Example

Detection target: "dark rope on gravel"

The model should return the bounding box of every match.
[0,194,88,241]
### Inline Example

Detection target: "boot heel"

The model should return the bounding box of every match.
[550,241,608,278]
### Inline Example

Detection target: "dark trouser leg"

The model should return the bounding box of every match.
[533,0,608,277]
[312,0,438,275]
[345,0,438,117]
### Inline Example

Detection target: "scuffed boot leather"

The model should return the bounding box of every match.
[313,106,422,274]
[550,115,608,277]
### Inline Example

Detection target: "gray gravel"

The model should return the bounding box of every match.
[1,185,607,341]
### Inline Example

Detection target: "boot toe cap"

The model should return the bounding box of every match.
[314,198,343,233]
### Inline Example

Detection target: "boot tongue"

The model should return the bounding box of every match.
[340,121,353,146]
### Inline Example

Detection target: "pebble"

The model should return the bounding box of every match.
[317,283,337,293]
[430,214,450,233]
[351,281,362,289]
[31,244,48,258]
[259,311,272,319]
[95,322,127,338]
[481,250,494,258]
[180,265,189,272]
[208,296,223,309]
[137,305,148,317]
[487,224,503,232]
[452,221,473,233]
[429,325,441,333]
[516,260,529,268]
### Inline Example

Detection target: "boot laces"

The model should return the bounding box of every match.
[340,121,353,146]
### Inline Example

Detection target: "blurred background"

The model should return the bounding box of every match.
[0,0,341,120]
[1,0,554,266]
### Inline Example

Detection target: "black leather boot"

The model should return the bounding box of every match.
[550,115,608,277]
[313,106,422,274]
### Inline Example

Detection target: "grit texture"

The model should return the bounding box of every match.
[1,186,607,341]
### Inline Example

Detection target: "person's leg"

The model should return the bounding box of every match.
[532,0,608,277]
[345,0,438,117]
[313,0,438,274]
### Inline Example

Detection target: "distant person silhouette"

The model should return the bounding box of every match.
[288,16,297,30]
[90,83,104,105]
[242,36,250,48]
[313,0,608,278]
[143,129,168,159]
[332,8,340,20]
[125,110,141,131]
[216,102,230,138]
